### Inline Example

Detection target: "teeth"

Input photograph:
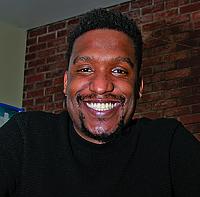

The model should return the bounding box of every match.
[86,102,118,111]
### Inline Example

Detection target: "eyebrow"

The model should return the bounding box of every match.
[73,56,135,68]
[73,56,92,64]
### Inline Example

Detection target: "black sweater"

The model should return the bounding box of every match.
[0,111,200,197]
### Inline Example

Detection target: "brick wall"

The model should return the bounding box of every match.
[24,0,200,138]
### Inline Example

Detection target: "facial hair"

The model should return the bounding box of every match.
[79,111,126,143]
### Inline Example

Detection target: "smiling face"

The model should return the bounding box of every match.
[64,29,142,144]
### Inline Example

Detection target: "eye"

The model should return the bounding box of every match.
[77,67,93,74]
[112,67,128,76]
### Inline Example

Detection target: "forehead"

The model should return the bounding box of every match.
[70,29,135,63]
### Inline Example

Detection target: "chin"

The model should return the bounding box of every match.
[80,114,125,143]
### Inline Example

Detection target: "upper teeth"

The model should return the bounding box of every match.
[86,102,117,111]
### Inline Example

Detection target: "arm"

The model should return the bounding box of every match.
[170,122,200,196]
[0,116,23,196]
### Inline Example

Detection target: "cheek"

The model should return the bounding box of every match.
[117,81,135,99]
[67,77,89,97]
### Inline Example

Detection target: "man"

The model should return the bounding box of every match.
[0,8,200,197]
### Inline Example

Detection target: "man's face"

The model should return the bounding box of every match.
[64,29,140,144]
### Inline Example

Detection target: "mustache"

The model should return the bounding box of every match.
[76,93,125,105]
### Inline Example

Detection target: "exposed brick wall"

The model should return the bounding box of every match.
[23,0,200,137]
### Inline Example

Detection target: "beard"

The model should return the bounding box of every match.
[78,111,126,143]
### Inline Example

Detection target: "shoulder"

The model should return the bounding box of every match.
[10,110,69,136]
[135,117,186,145]
[138,117,180,133]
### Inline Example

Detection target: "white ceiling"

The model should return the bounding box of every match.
[0,0,128,30]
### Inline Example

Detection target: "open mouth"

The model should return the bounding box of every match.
[86,102,118,111]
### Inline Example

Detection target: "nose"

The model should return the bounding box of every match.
[89,72,114,94]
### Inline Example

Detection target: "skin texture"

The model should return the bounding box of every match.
[64,29,143,144]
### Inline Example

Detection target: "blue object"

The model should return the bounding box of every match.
[0,103,24,127]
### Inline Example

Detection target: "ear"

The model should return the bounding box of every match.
[136,76,144,99]
[63,71,68,96]
[139,77,143,99]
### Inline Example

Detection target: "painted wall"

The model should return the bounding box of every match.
[0,21,26,107]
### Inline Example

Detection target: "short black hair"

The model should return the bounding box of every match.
[66,8,143,75]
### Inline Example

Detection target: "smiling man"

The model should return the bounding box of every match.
[64,28,142,144]
[0,8,200,197]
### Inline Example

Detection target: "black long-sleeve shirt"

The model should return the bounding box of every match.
[0,111,200,197]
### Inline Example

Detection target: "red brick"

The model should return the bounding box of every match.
[35,80,53,89]
[56,45,67,53]
[187,123,200,133]
[142,67,153,75]
[37,48,55,58]
[47,54,65,63]
[180,2,200,14]
[136,102,152,113]
[35,96,52,104]
[192,11,200,21]
[152,63,176,74]
[29,26,47,37]
[179,113,200,124]
[23,84,34,91]
[192,85,200,95]
[166,14,190,25]
[45,85,63,95]
[38,33,56,43]
[48,21,66,32]
[45,102,64,112]
[67,18,79,25]
[128,9,140,21]
[142,2,164,15]
[26,37,37,46]
[165,0,189,10]
[26,105,44,111]
[165,68,191,80]
[152,99,177,110]
[29,43,46,53]
[142,20,165,32]
[26,74,44,84]
[111,2,130,13]
[177,95,200,106]
[192,104,200,113]
[47,37,66,48]
[46,69,65,79]
[131,0,152,9]
[57,29,68,38]
[53,76,64,86]
[178,76,200,87]
[141,91,164,102]
[141,14,153,23]
[36,64,55,73]
[163,50,189,62]
[143,83,152,93]
[54,92,65,102]
[157,8,179,20]
[24,68,35,76]
[23,99,34,107]
[25,53,36,61]
[140,111,162,119]
[166,22,192,34]
[164,106,191,117]
[152,80,178,91]
[28,59,46,68]
[194,21,200,29]
[165,87,193,99]
[27,89,44,98]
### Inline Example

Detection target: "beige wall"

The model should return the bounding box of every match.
[0,21,26,107]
